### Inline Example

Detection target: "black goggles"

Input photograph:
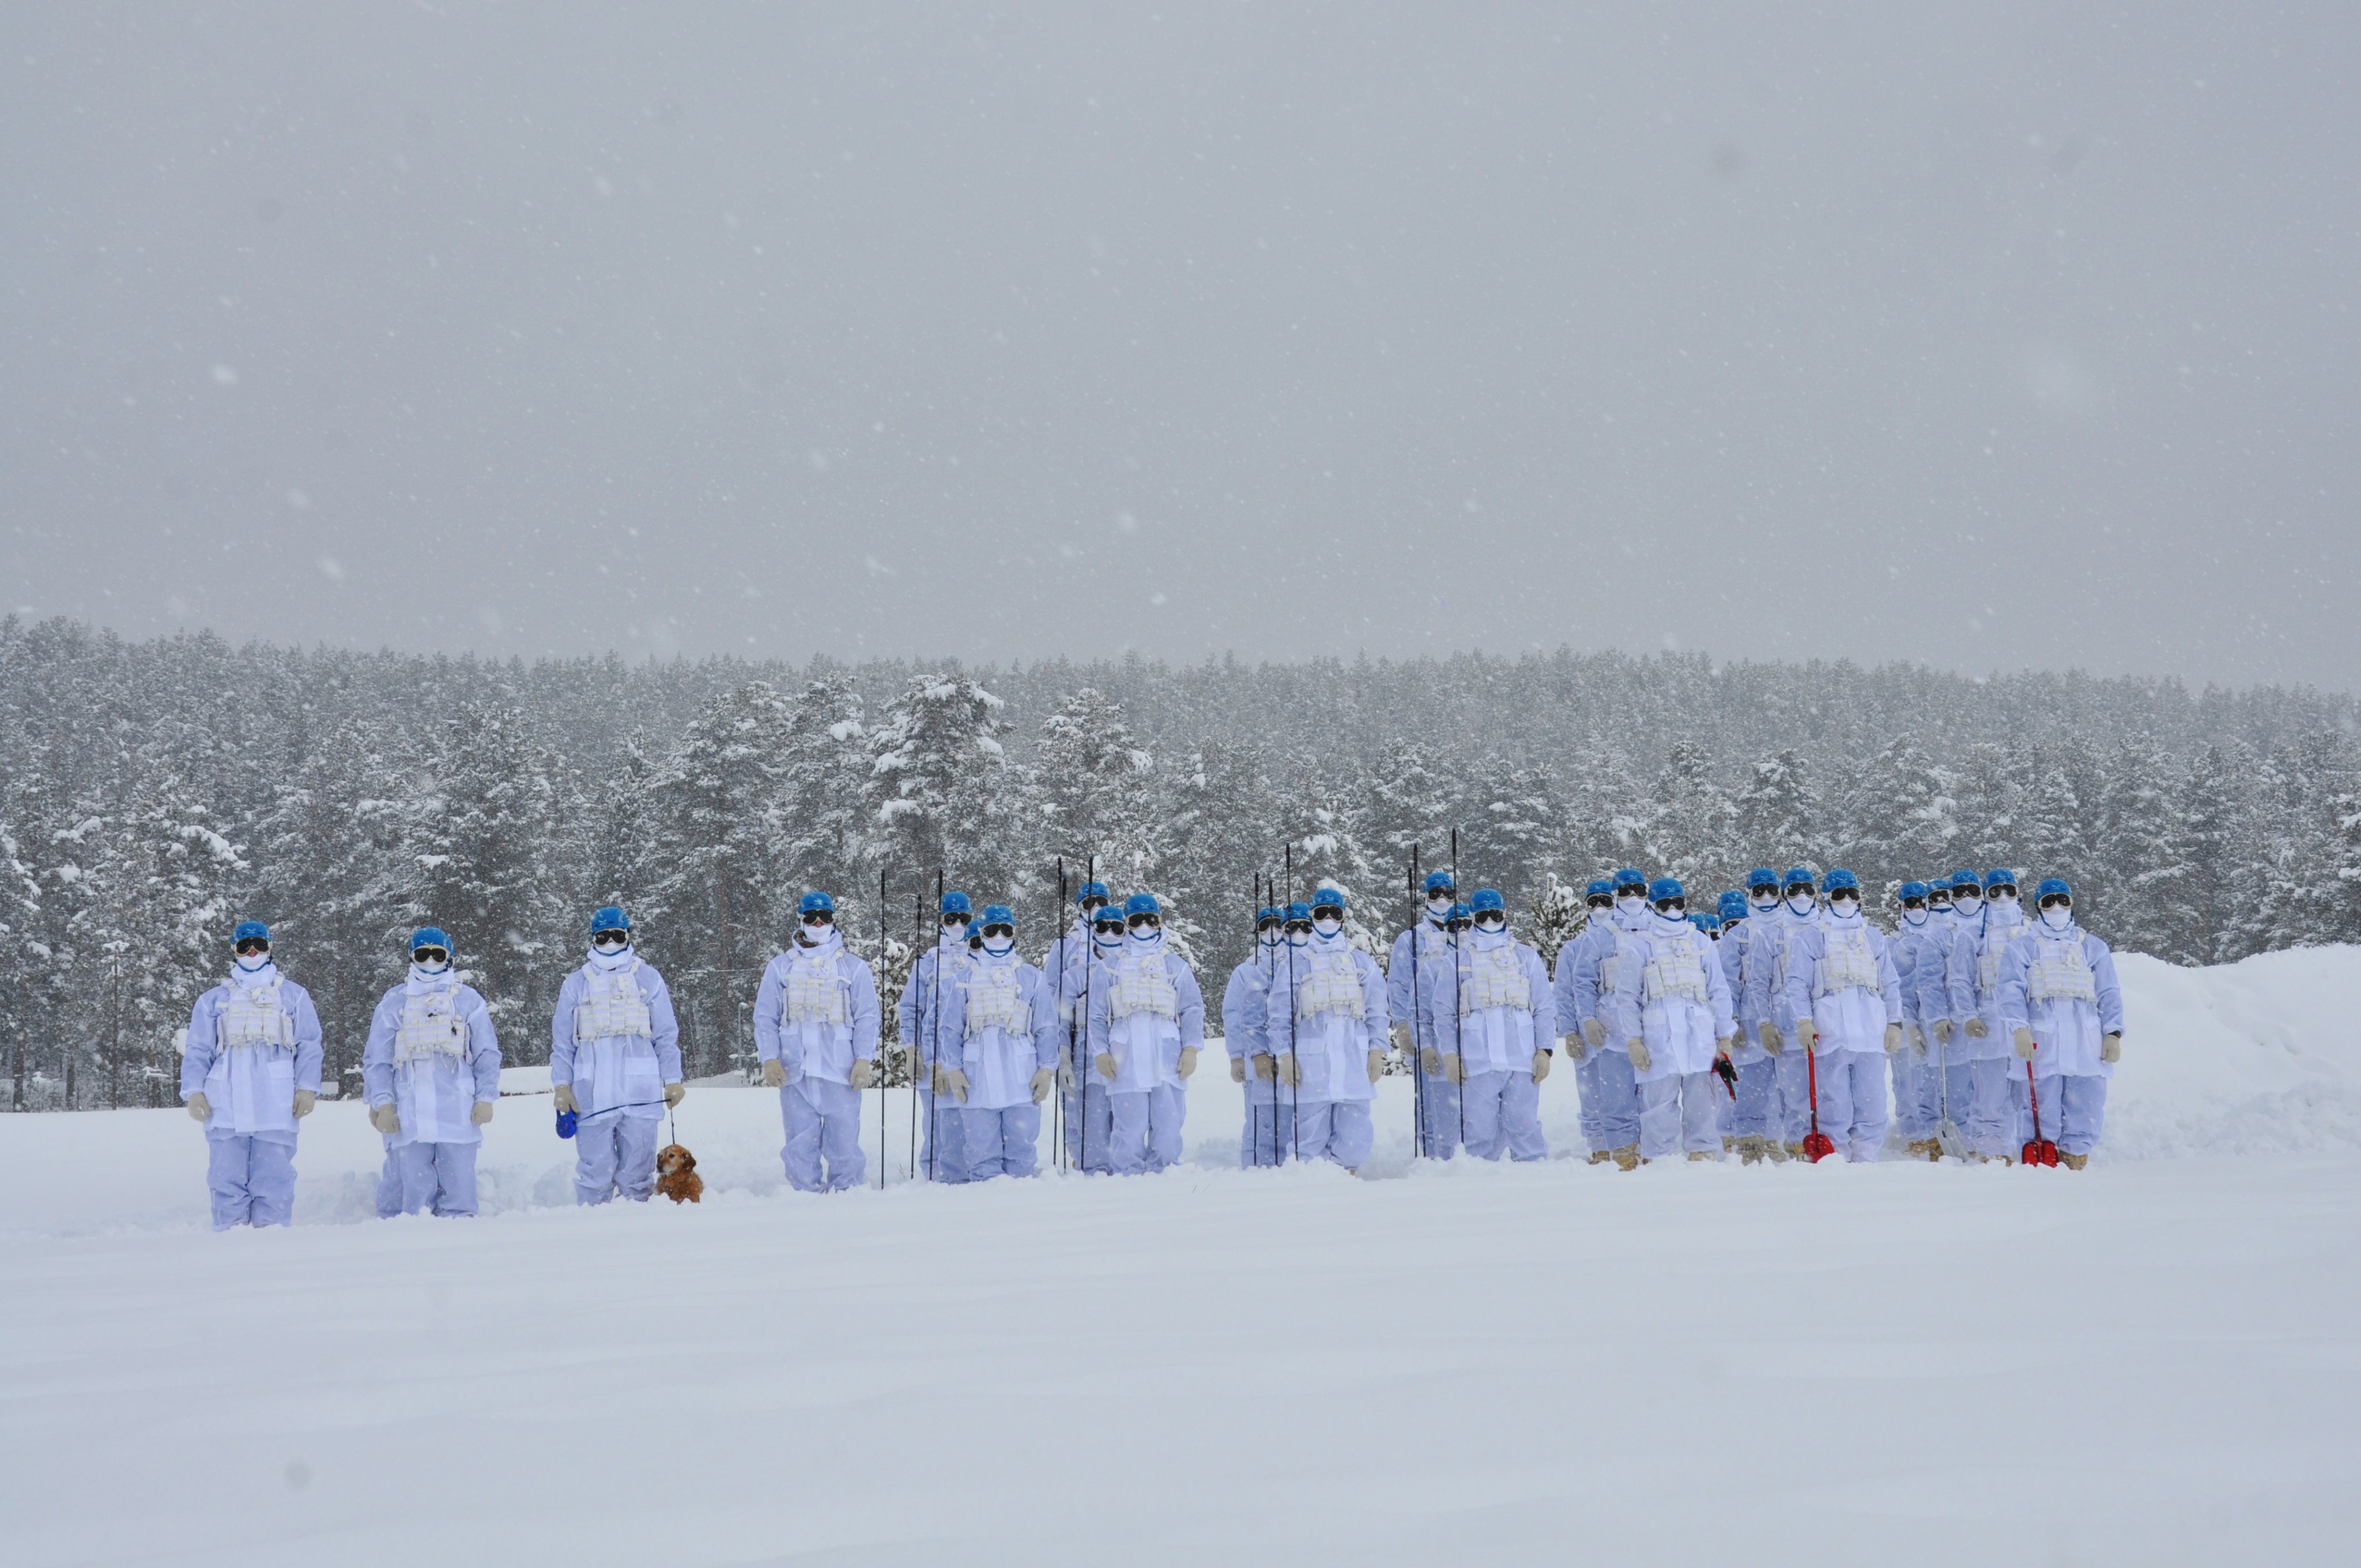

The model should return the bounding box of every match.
[1126,913,1160,930]
[1473,911,1506,925]
[1255,916,1283,933]
[940,911,970,927]
[1586,895,1613,910]
[1986,885,2016,899]
[1653,896,1685,913]
[593,930,630,944]
[1615,884,1646,899]
[234,938,270,956]
[1283,919,1313,935]
[1444,914,1473,932]
[1926,891,1952,904]
[2038,892,2072,911]
[1310,907,1344,922]
[982,922,1014,938]
[412,947,449,965]
[1783,884,1814,898]
[1094,917,1126,933]
[801,910,835,926]
[1902,897,1926,910]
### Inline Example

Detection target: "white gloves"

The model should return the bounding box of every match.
[1563,1032,1586,1063]
[940,1068,971,1104]
[2102,1032,2122,1064]
[1095,1052,1119,1083]
[663,1081,686,1109]
[470,1099,495,1126]
[1883,1023,1903,1055]
[1794,1019,1819,1053]
[2013,1027,2038,1060]
[1029,1067,1055,1104]
[292,1089,315,1119]
[184,1092,210,1123]
[1420,1045,1443,1075]
[1626,1038,1651,1073]
[929,1063,948,1095]
[1932,1018,1955,1046]
[1389,1021,1413,1053]
[1964,1016,1990,1040]
[1276,1053,1302,1087]
[1531,1050,1551,1083]
[849,1060,874,1090]
[1177,1046,1199,1079]
[1581,1017,1606,1050]
[1366,1049,1385,1084]
[554,1083,581,1112]
[1442,1053,1465,1084]
[1758,1021,1783,1056]
[369,1102,400,1135]
[761,1060,787,1088]
[1253,1054,1276,1083]
[1229,1055,1247,1084]
[1906,1023,1926,1057]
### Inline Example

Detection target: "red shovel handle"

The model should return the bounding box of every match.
[2022,1059,2060,1167]
[1801,1029,1835,1162]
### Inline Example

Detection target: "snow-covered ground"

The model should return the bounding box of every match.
[6,948,2360,1565]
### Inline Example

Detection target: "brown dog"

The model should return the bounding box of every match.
[654,1143,703,1204]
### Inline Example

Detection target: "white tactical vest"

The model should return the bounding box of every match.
[573,962,653,1042]
[785,950,848,1027]
[1978,932,2005,995]
[1597,948,1623,994]
[395,987,471,1064]
[2026,934,2098,1005]
[1108,953,1179,1021]
[964,962,1030,1035]
[217,978,293,1051]
[1458,943,1530,1015]
[1642,933,1710,1005]
[1293,949,1366,1020]
[1815,925,1881,997]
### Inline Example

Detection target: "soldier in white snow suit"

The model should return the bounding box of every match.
[1609,880,1737,1162]
[900,891,975,1183]
[550,905,684,1204]
[1889,881,1945,1157]
[1417,891,1553,1162]
[1997,879,2125,1169]
[755,891,880,1192]
[1747,866,1828,1158]
[363,927,501,1216]
[1778,870,1904,1162]
[1553,872,1649,1167]
[181,921,324,1228]
[1914,876,1974,1155]
[1087,894,1205,1174]
[941,904,1059,1180]
[1262,891,1388,1171]
[1389,869,1462,1159]
[1223,905,1293,1167]
[1046,880,1115,1173]
[1948,869,2029,1162]
[1717,887,1782,1163]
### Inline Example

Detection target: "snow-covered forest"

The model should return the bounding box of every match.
[4,614,2356,1109]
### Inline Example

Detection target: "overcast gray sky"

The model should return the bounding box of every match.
[4,3,2355,688]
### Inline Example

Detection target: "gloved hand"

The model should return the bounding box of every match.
[1563,1032,1587,1063]
[470,1099,495,1125]
[940,1068,971,1105]
[761,1059,787,1088]
[1884,1023,1904,1054]
[369,1102,400,1135]
[2013,1027,2038,1060]
[1626,1038,1651,1073]
[1177,1046,1199,1079]
[1253,1053,1276,1083]
[1906,1023,1926,1056]
[2102,1032,2122,1064]
[184,1092,211,1124]
[1030,1067,1055,1104]
[1794,1019,1818,1053]
[849,1059,874,1090]
[1276,1053,1302,1087]
[554,1083,581,1113]
[929,1062,948,1095]
[1758,1020,1783,1056]
[1581,1017,1606,1050]
[1531,1049,1551,1083]
[1366,1049,1385,1084]
[1229,1054,1247,1084]
[663,1081,687,1109]
[1932,1018,1955,1046]
[1095,1052,1118,1083]
[1965,1016,1990,1040]
[1442,1053,1465,1084]
[1420,1045,1443,1075]
[1717,1036,1734,1057]
[1389,1021,1413,1054]
[292,1089,316,1119]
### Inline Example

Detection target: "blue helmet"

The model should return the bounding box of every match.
[1092,902,1127,929]
[1584,878,1615,903]
[1284,902,1312,924]
[1443,902,1473,926]
[1469,888,1506,914]
[1648,876,1684,903]
[232,919,270,947]
[940,891,972,917]
[980,903,1016,928]
[1123,892,1161,918]
[1824,869,1860,895]
[1691,911,1721,933]
[1423,870,1455,895]
[798,891,835,915]
[589,904,630,935]
[1310,886,1347,915]
[1899,880,1930,902]
[2035,877,2072,902]
[1612,868,1647,893]
[1075,880,1111,906]
[1782,867,1816,891]
[1986,868,2017,891]
[1717,891,1747,921]
[1255,904,1282,924]
[1747,866,1780,892]
[410,926,450,954]
[1949,869,1982,892]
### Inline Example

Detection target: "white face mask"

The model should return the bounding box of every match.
[1257,926,1281,948]
[1312,916,1342,938]
[981,933,1016,957]
[1990,894,2018,914]
[1902,906,1928,926]
[412,958,450,977]
[1426,896,1452,918]
[942,920,970,943]
[1287,929,1312,948]
[2040,904,2074,931]
[1616,895,1645,916]
[1750,892,1778,912]
[1954,891,1982,911]
[235,952,273,973]
[1786,892,1815,916]
[1828,894,1860,916]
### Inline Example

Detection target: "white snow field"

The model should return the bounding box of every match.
[5,948,2360,1566]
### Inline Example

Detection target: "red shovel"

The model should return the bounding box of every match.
[1801,1031,1836,1163]
[2021,1061,2060,1167]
